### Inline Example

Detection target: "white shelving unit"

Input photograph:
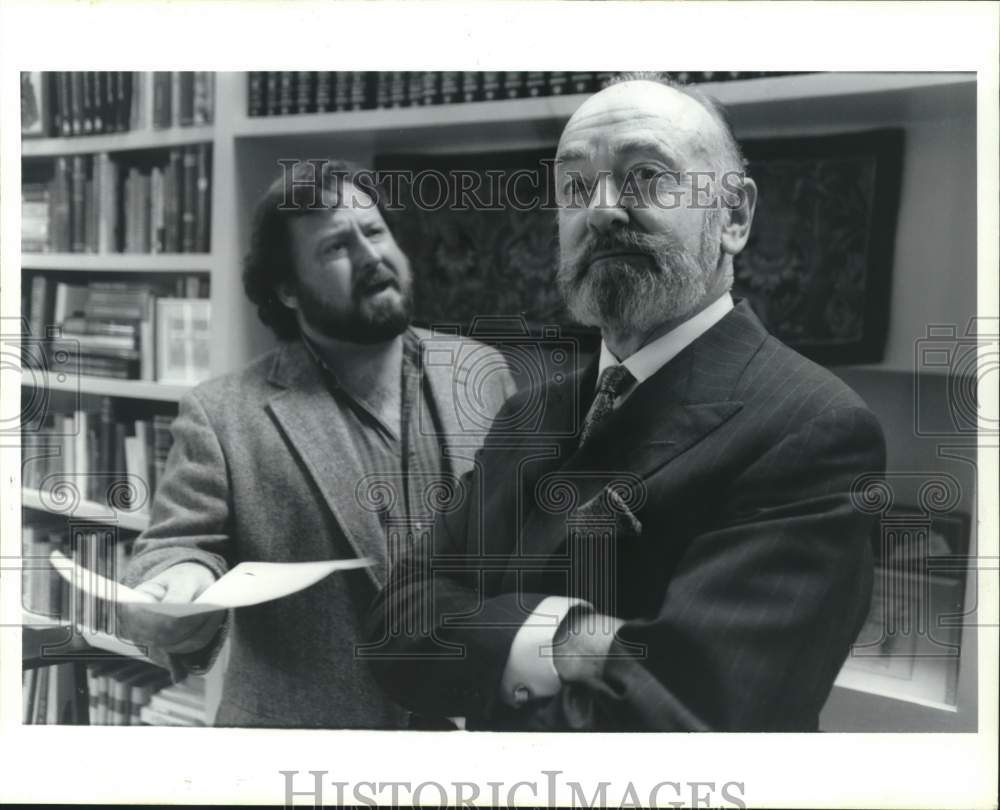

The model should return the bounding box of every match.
[20,71,977,730]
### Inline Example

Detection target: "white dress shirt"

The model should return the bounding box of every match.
[498,293,735,708]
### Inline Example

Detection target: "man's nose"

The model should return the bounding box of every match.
[586,177,629,233]
[352,232,382,267]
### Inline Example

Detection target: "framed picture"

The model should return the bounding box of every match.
[20,72,48,137]
[734,129,904,365]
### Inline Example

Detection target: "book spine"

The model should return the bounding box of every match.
[70,155,86,252]
[59,72,73,136]
[179,71,195,126]
[70,72,84,135]
[278,71,294,115]
[265,72,279,116]
[50,71,63,136]
[181,147,197,253]
[195,144,210,252]
[481,72,501,101]
[295,71,314,114]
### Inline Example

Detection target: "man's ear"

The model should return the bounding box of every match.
[275,283,299,311]
[719,176,757,256]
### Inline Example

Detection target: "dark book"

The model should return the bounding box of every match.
[50,71,63,136]
[181,147,197,252]
[481,72,501,101]
[51,157,72,251]
[265,72,280,116]
[178,72,195,126]
[59,71,73,136]
[502,71,524,100]
[152,72,172,129]
[195,144,211,252]
[374,72,390,109]
[164,149,181,253]
[594,71,614,90]
[28,275,53,337]
[333,71,351,111]
[81,71,94,134]
[247,71,266,116]
[316,72,334,112]
[315,70,337,112]
[525,71,546,97]
[388,71,406,108]
[70,72,84,135]
[569,72,594,94]
[70,155,88,252]
[439,72,461,104]
[295,71,314,114]
[461,71,479,103]
[422,71,438,105]
[547,71,569,96]
[118,72,133,132]
[406,72,425,107]
[350,71,370,110]
[278,71,295,115]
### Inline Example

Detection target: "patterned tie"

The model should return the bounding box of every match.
[578,364,636,448]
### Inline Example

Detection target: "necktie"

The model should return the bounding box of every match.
[578,364,635,448]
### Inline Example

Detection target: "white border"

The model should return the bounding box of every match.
[1,2,997,807]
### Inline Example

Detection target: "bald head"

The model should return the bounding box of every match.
[558,79,744,180]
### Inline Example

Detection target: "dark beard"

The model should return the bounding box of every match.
[297,281,414,345]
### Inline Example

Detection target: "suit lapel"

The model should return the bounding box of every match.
[420,333,478,480]
[264,342,385,587]
[509,302,765,574]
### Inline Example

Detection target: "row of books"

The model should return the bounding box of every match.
[22,664,82,725]
[24,72,215,139]
[23,662,206,726]
[151,72,216,129]
[138,677,208,726]
[21,145,212,254]
[22,524,135,635]
[247,71,789,115]
[22,404,173,507]
[24,276,212,383]
[85,662,173,725]
[26,72,140,139]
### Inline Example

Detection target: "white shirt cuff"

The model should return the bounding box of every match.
[499,595,589,707]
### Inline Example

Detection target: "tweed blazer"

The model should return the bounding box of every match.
[123,327,516,728]
[368,302,887,731]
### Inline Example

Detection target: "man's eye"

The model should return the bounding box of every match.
[630,165,661,182]
[322,241,346,255]
[364,227,385,238]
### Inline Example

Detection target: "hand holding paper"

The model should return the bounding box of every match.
[50,550,375,617]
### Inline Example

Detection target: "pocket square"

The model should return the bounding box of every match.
[571,486,643,537]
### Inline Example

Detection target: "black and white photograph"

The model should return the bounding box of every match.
[1,1,997,808]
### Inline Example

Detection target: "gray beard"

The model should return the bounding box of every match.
[557,230,719,336]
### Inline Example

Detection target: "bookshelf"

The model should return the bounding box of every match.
[23,609,152,662]
[22,373,190,402]
[20,71,219,726]
[21,253,212,272]
[21,70,977,730]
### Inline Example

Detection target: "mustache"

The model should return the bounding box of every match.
[353,262,400,294]
[568,229,684,281]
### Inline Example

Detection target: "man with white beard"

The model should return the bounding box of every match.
[367,76,886,731]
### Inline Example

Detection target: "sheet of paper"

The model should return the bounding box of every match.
[49,550,374,617]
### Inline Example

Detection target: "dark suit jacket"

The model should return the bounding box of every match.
[366,302,886,731]
[123,329,515,728]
